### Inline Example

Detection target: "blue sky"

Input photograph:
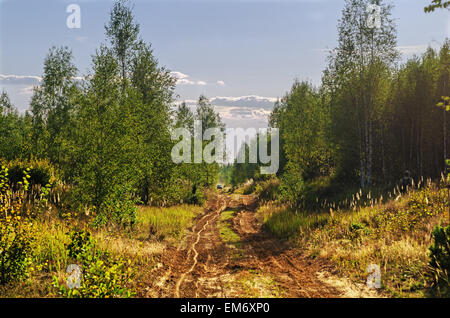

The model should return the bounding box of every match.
[0,0,449,129]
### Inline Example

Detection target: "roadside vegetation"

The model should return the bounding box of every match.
[251,177,450,298]
[0,164,206,298]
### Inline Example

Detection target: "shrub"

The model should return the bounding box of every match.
[187,186,205,205]
[93,186,139,228]
[242,181,256,195]
[0,166,35,284]
[279,169,304,205]
[53,258,133,298]
[53,228,134,298]
[255,178,280,202]
[6,158,55,188]
[429,225,450,294]
[67,230,97,264]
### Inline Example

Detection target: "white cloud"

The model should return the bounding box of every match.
[0,74,86,85]
[170,71,207,86]
[173,95,277,128]
[397,42,441,56]
[0,74,42,85]
[18,86,35,95]
[217,80,225,86]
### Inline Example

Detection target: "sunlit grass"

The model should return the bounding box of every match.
[136,204,204,240]
[219,208,241,249]
[257,185,449,297]
[32,220,70,273]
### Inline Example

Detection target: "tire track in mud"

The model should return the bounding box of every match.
[231,207,339,298]
[144,193,370,298]
[174,196,227,297]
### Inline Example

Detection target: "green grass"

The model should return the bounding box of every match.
[136,204,204,240]
[32,221,70,273]
[219,208,242,252]
[257,203,328,240]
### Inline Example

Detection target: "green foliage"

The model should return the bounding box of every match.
[53,228,134,298]
[270,81,332,183]
[30,46,79,171]
[0,166,35,284]
[279,168,305,205]
[429,225,450,292]
[0,92,33,161]
[66,230,97,264]
[6,158,55,188]
[105,0,140,82]
[254,178,280,203]
[187,186,205,205]
[424,0,450,12]
[93,188,138,228]
[72,46,141,226]
[54,258,133,298]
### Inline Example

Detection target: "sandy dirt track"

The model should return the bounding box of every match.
[140,194,378,298]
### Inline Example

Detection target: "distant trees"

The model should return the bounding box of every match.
[325,0,398,189]
[270,0,450,206]
[0,92,32,161]
[30,46,79,174]
[0,1,225,226]
[231,142,259,187]
[174,96,225,191]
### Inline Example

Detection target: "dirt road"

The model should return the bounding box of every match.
[141,193,374,298]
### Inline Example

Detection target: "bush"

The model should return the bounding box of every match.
[6,158,55,188]
[279,169,304,205]
[53,229,134,298]
[67,230,97,263]
[0,166,35,284]
[255,178,280,202]
[242,181,256,195]
[187,186,205,205]
[429,225,450,293]
[93,186,139,228]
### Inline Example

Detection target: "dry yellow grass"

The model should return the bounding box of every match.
[257,184,449,297]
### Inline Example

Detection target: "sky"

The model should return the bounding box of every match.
[0,0,449,140]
